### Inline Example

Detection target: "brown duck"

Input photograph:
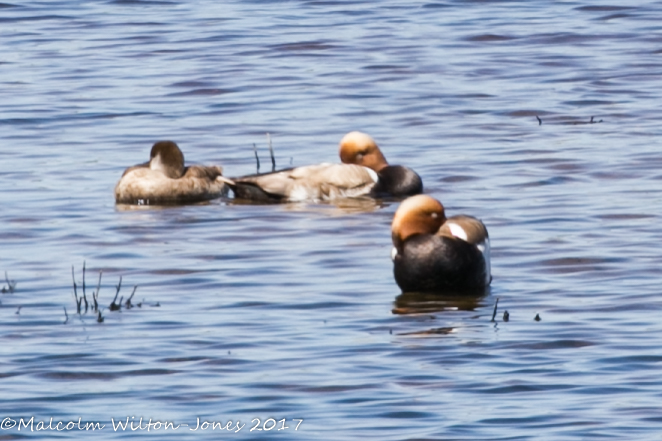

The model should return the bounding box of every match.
[114,141,228,205]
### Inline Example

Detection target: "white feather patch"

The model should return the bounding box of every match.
[364,167,379,183]
[391,247,398,261]
[447,223,468,241]
[150,153,166,174]
[289,186,312,202]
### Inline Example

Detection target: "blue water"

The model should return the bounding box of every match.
[2,1,662,439]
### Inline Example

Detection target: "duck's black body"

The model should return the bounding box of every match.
[393,233,489,292]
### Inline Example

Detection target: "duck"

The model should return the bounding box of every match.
[224,131,422,202]
[391,195,491,292]
[114,140,228,205]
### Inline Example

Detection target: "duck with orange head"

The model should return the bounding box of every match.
[391,195,491,292]
[225,131,422,202]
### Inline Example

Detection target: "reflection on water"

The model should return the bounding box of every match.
[393,287,490,315]
[230,194,386,214]
[114,200,219,211]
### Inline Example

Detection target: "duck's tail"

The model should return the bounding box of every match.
[217,176,237,188]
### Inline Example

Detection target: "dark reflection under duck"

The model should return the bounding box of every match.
[392,286,490,315]
[227,194,387,215]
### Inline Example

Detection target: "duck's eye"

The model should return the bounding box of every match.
[356,153,364,160]
[431,213,438,219]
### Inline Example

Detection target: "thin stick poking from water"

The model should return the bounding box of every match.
[267,133,275,172]
[490,297,499,322]
[81,265,89,313]
[71,266,80,313]
[82,291,89,313]
[536,116,542,126]
[71,266,78,299]
[93,271,102,312]
[2,271,16,293]
[253,143,260,173]
[63,307,69,324]
[82,260,86,298]
[126,286,138,308]
[110,276,122,311]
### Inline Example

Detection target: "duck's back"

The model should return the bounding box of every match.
[439,215,488,244]
[115,165,226,205]
[231,163,377,202]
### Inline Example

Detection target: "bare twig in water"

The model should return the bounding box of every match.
[536,116,542,126]
[93,271,102,312]
[491,297,499,322]
[63,307,69,324]
[110,276,122,311]
[2,271,16,293]
[71,265,78,301]
[15,306,21,315]
[82,285,89,314]
[253,143,260,173]
[82,261,86,298]
[97,311,104,323]
[267,133,275,172]
[125,286,138,309]
[534,313,541,321]
[503,310,510,322]
[71,266,82,314]
[82,261,89,312]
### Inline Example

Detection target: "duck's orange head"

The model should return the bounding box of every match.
[339,131,389,172]
[391,195,446,252]
[149,140,185,179]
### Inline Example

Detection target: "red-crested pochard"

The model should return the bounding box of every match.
[114,141,228,205]
[391,195,491,292]
[224,131,422,202]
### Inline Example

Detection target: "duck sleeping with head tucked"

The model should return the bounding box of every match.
[114,141,228,205]
[391,195,491,292]
[224,131,422,202]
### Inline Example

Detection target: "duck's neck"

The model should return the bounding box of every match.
[151,155,183,179]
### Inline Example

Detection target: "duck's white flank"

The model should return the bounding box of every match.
[479,238,491,285]
[364,167,379,183]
